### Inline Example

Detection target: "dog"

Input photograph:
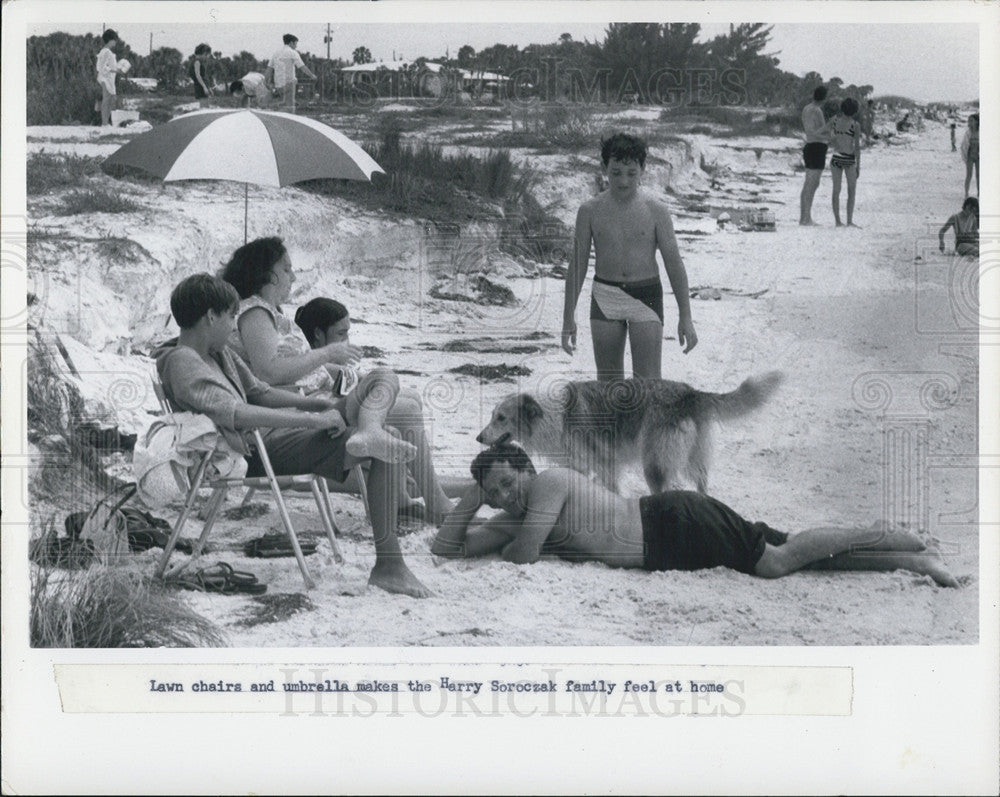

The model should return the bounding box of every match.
[476,373,784,494]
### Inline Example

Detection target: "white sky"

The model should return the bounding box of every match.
[24,8,980,103]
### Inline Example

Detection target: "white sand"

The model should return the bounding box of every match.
[28,114,978,645]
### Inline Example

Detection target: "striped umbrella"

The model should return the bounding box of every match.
[103,109,383,242]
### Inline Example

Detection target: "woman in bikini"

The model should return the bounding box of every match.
[830,97,862,228]
[939,197,979,258]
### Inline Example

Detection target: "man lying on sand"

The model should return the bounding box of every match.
[431,443,958,587]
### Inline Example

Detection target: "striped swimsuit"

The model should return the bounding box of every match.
[830,119,859,170]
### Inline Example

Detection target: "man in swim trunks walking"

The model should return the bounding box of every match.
[431,443,958,587]
[799,86,835,226]
[562,133,697,382]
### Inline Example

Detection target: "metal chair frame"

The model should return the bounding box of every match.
[150,374,360,590]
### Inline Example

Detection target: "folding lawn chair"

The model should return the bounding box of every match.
[150,373,350,590]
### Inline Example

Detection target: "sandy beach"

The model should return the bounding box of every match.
[26,110,978,646]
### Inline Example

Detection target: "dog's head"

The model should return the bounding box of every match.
[476,393,545,447]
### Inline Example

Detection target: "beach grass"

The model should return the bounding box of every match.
[26,152,104,195]
[30,561,227,648]
[55,188,143,216]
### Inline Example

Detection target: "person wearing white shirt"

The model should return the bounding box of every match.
[96,28,123,126]
[264,33,316,112]
[229,71,270,108]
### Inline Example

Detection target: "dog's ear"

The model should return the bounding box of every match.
[518,394,544,433]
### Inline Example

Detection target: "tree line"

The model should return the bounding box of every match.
[26,24,874,124]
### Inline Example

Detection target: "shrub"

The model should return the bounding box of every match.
[31,563,228,648]
[56,188,143,215]
[27,152,104,194]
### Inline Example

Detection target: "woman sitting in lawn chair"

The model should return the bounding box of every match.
[220,237,454,524]
[156,273,432,597]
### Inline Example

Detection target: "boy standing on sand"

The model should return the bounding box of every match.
[562,133,697,382]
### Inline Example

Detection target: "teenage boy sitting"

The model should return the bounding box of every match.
[154,273,431,597]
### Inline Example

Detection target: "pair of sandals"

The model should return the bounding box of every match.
[167,561,267,595]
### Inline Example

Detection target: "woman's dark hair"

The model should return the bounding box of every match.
[600,132,647,167]
[220,236,287,299]
[962,196,979,214]
[194,43,212,56]
[294,297,349,345]
[102,29,118,44]
[813,86,828,102]
[469,443,536,487]
[840,97,859,117]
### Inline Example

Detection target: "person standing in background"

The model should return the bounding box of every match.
[960,114,979,197]
[96,28,121,127]
[265,33,316,112]
[799,86,835,226]
[190,43,213,106]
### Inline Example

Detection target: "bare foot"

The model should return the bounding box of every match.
[799,219,819,226]
[861,521,927,552]
[347,429,417,464]
[368,561,433,598]
[909,551,959,587]
[835,220,844,227]
[847,223,862,228]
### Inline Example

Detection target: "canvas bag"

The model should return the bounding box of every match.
[77,482,137,560]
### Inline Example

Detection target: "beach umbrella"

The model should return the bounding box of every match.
[103,109,383,242]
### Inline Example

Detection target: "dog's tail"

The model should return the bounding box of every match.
[704,371,784,422]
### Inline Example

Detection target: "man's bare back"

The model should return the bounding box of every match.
[528,468,645,567]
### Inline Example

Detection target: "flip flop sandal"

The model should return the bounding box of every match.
[168,562,267,595]
[243,535,318,558]
[214,561,261,588]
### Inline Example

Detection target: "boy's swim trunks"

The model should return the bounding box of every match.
[802,142,828,170]
[590,275,664,325]
[639,491,787,575]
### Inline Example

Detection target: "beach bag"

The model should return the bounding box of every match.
[73,483,137,560]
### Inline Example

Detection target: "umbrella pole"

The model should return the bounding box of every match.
[244,183,249,244]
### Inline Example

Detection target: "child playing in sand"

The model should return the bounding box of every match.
[156,273,432,597]
[562,132,697,382]
[939,197,979,257]
[830,97,862,228]
[960,114,979,197]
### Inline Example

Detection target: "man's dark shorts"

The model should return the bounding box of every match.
[640,491,788,575]
[803,142,828,170]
